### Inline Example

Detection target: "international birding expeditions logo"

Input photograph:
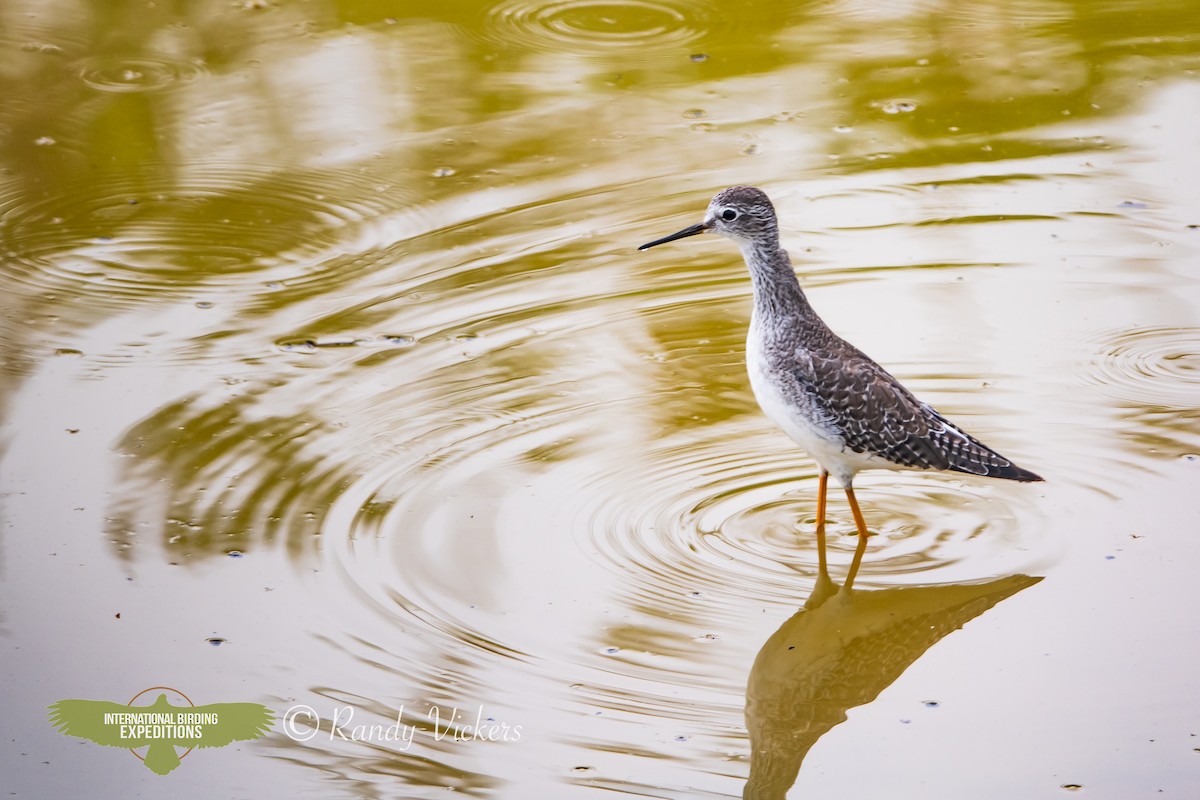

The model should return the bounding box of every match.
[47,686,273,775]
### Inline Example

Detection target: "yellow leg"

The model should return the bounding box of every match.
[842,485,871,590]
[815,470,829,576]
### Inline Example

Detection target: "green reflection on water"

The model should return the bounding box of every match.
[3,0,1197,189]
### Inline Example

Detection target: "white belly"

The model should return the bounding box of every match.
[745,323,899,486]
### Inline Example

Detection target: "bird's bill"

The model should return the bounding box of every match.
[638,222,708,251]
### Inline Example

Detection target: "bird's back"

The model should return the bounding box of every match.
[750,309,1041,484]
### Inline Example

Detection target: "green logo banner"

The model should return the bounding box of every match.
[47,686,273,775]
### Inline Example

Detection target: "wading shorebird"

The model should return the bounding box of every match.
[639,186,1042,587]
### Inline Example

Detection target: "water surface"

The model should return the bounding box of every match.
[2,1,1199,797]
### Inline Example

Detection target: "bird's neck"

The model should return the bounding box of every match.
[742,241,815,324]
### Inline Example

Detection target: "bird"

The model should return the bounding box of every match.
[47,693,273,774]
[638,186,1042,588]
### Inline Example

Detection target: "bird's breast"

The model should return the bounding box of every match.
[746,319,844,454]
[746,317,915,483]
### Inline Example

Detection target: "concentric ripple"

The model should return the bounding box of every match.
[307,406,1050,663]
[480,0,712,54]
[73,55,208,92]
[1082,326,1200,408]
[0,166,411,305]
[569,432,1048,606]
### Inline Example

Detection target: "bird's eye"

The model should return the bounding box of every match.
[721,209,738,221]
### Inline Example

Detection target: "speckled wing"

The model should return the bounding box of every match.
[795,342,1041,480]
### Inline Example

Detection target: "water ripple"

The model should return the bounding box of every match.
[570,431,1047,606]
[0,167,411,305]
[480,0,713,56]
[73,55,209,92]
[1083,326,1200,408]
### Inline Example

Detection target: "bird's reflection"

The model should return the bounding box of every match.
[744,562,1040,798]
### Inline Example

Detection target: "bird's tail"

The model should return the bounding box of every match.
[973,460,1043,482]
[930,412,1043,482]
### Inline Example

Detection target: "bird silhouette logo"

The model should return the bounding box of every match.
[47,686,273,775]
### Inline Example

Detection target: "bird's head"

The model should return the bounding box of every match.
[638,185,779,251]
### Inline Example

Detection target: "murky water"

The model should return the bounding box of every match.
[3,1,1199,797]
